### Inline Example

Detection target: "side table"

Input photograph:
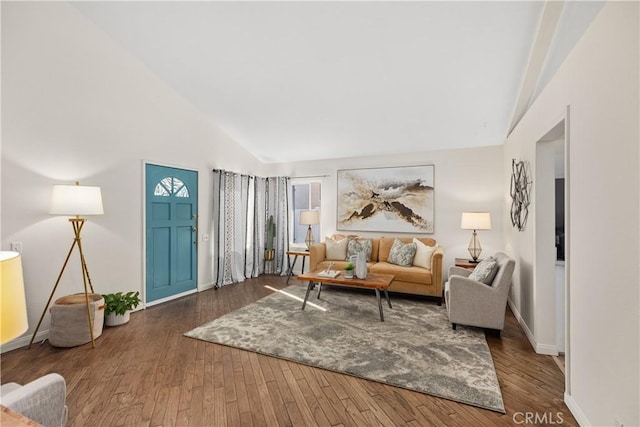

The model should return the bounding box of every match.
[286,250,310,283]
[454,258,481,270]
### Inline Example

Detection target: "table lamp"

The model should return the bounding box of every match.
[29,182,104,349]
[1,251,28,344]
[300,210,320,250]
[461,212,491,263]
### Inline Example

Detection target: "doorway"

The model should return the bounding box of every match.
[145,164,198,304]
[534,114,570,394]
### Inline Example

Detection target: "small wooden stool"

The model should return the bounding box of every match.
[48,293,105,347]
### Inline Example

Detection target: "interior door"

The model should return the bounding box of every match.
[145,164,198,303]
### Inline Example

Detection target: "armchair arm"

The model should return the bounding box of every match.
[449,266,472,278]
[309,243,326,271]
[447,275,508,330]
[1,373,68,427]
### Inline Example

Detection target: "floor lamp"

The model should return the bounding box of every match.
[29,182,103,349]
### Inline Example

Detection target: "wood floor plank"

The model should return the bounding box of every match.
[0,276,577,427]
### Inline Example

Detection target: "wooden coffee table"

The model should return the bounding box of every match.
[297,270,395,321]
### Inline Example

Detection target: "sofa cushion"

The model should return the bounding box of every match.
[412,238,437,269]
[387,239,417,267]
[370,262,432,285]
[378,237,436,262]
[346,238,373,261]
[468,257,499,285]
[325,236,348,261]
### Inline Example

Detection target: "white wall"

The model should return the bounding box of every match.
[0,2,266,349]
[504,2,639,426]
[273,145,504,275]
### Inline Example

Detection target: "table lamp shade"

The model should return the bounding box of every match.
[50,184,104,216]
[460,212,491,230]
[0,251,28,344]
[299,210,319,225]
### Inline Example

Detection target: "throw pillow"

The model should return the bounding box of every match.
[412,238,437,269]
[468,257,499,285]
[388,239,417,267]
[325,236,348,261]
[345,238,373,261]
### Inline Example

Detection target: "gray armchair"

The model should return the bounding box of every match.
[445,252,515,335]
[0,373,68,426]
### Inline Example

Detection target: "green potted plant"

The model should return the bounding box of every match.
[103,291,141,326]
[264,215,276,273]
[344,262,355,278]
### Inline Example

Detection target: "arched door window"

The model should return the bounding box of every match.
[154,177,190,198]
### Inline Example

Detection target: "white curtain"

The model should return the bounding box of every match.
[213,170,289,287]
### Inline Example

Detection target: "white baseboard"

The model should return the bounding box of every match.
[0,330,49,354]
[145,288,198,307]
[565,392,590,426]
[508,298,536,349]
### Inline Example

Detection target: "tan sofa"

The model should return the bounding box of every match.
[309,237,444,304]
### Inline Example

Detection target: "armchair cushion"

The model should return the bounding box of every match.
[468,257,499,285]
[1,373,68,427]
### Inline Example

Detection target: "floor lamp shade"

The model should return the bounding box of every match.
[50,184,104,216]
[1,251,28,344]
[461,212,491,262]
[300,210,320,249]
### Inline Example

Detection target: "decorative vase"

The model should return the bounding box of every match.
[355,252,367,279]
[105,311,130,327]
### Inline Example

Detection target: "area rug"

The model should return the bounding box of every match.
[184,284,505,413]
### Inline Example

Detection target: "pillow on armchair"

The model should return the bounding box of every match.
[468,257,499,285]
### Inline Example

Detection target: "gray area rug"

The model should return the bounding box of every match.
[185,284,505,413]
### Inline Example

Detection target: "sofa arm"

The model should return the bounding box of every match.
[1,373,68,427]
[430,247,444,294]
[309,243,326,271]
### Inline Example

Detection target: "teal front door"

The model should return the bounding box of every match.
[145,164,198,303]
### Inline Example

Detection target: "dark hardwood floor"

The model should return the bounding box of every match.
[1,276,576,426]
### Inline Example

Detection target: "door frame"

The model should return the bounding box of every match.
[532,106,571,396]
[142,160,199,307]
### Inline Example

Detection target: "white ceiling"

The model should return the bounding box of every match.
[71,1,603,163]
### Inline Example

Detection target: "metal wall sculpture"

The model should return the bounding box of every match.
[510,159,531,231]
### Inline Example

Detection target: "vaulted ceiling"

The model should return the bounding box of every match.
[71,1,603,163]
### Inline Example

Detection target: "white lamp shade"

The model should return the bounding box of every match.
[461,212,491,230]
[50,184,104,215]
[0,251,28,344]
[299,210,320,225]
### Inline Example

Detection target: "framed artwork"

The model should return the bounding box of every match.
[337,165,434,233]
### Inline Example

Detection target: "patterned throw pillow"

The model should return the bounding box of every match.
[412,238,437,269]
[325,236,348,261]
[468,257,499,285]
[387,239,417,267]
[345,238,373,261]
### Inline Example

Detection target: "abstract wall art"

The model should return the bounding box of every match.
[337,165,434,233]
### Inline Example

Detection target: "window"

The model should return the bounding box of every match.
[154,177,189,198]
[291,181,321,245]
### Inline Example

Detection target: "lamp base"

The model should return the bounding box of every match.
[467,259,480,264]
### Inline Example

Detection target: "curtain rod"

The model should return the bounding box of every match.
[291,174,331,179]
